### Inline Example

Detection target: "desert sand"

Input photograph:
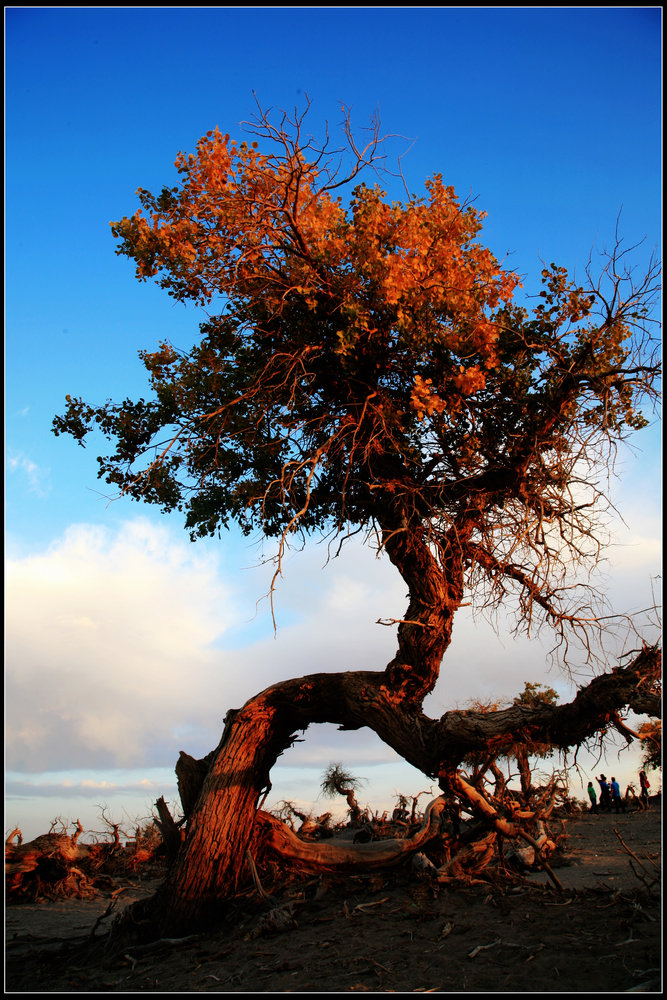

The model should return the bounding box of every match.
[5,804,661,993]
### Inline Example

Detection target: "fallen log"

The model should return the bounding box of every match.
[5,832,91,878]
[256,795,448,869]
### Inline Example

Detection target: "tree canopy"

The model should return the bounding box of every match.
[54,103,660,677]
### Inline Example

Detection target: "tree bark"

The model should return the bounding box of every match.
[380,511,470,702]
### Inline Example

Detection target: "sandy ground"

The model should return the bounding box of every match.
[5,806,661,993]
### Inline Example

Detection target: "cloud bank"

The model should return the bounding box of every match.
[5,503,660,838]
[6,520,236,771]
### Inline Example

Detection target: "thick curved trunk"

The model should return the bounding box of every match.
[111,645,659,943]
[121,670,428,938]
[380,513,470,702]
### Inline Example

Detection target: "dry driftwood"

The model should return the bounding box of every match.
[5,831,92,878]
[256,795,448,869]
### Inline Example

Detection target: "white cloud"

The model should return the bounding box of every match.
[7,451,50,496]
[4,520,404,777]
[6,519,239,771]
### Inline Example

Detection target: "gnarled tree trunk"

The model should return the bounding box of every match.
[110,643,660,944]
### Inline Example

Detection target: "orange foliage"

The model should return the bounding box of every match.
[111,126,519,425]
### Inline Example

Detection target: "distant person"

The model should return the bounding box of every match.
[597,774,612,812]
[587,781,598,813]
[610,776,625,813]
[639,770,651,809]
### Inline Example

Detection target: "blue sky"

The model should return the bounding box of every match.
[6,7,662,840]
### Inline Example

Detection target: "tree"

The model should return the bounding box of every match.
[463,683,562,802]
[511,682,560,799]
[53,102,661,941]
[320,763,365,825]
[638,719,662,772]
